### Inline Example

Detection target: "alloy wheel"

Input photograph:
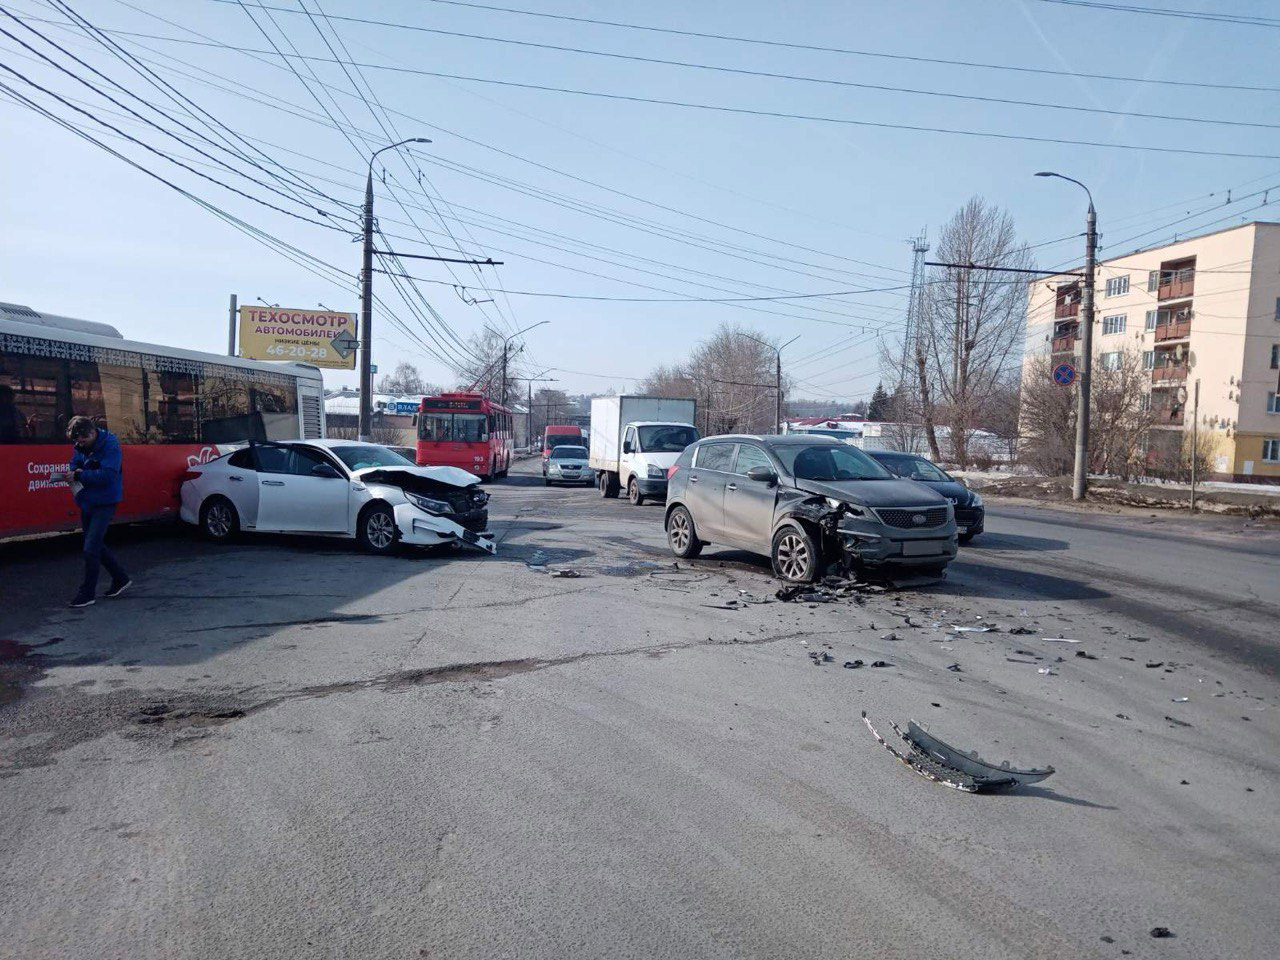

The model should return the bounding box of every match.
[366,511,396,550]
[776,532,811,581]
[668,511,691,552]
[207,503,232,538]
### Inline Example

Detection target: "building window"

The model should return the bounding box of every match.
[1269,392,1280,414]
[1272,344,1280,369]
[1105,275,1130,298]
[1139,394,1151,411]
[1275,297,1280,322]
[1102,314,1127,335]
[1148,270,1159,293]
[1264,438,1280,462]
[1145,310,1158,331]
[1100,352,1123,371]
[1142,350,1155,370]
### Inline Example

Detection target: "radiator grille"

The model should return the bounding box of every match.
[874,506,949,529]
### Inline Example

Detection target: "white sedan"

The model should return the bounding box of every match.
[179,440,496,555]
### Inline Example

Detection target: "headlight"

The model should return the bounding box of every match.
[406,492,453,514]
[647,464,665,479]
[970,492,983,507]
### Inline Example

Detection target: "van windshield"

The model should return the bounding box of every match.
[637,424,698,452]
[773,443,891,481]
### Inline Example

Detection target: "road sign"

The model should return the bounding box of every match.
[329,328,357,360]
[1053,361,1077,386]
[370,364,378,374]
[237,306,357,369]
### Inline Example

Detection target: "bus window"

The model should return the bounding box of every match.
[99,363,147,443]
[250,378,298,441]
[0,353,62,443]
[147,370,197,443]
[454,413,488,443]
[419,412,452,441]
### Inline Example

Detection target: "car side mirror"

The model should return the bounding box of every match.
[622,441,634,454]
[311,462,341,479]
[746,465,778,486]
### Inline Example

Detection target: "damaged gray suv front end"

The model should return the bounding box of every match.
[664,435,957,582]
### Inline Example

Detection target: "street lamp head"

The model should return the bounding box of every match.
[410,138,432,144]
[1034,171,1056,177]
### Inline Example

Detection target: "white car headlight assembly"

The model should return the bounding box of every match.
[406,492,454,515]
[970,492,983,507]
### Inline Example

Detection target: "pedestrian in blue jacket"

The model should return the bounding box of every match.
[66,416,131,608]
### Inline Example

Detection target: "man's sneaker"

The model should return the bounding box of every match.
[104,579,132,599]
[68,593,95,608]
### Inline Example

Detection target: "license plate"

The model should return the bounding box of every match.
[902,541,944,557]
[956,526,967,534]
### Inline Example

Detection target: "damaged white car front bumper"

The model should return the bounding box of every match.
[394,502,497,554]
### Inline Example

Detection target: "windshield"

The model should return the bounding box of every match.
[878,456,951,482]
[419,412,488,443]
[550,445,587,459]
[329,444,414,470]
[774,443,891,481]
[545,433,582,450]
[637,424,698,453]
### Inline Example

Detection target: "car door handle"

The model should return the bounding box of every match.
[726,483,737,491]
[261,480,286,486]
[688,475,699,483]
[229,475,243,482]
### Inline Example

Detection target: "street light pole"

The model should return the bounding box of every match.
[359,137,431,441]
[1036,172,1097,500]
[740,333,800,434]
[497,320,550,409]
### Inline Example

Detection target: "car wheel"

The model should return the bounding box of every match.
[199,496,239,543]
[358,502,399,555]
[666,505,702,559]
[772,524,819,583]
[628,478,644,506]
[599,472,619,498]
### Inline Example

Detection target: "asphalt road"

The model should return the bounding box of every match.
[2,460,1278,960]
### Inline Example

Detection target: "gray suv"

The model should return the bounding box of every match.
[664,435,957,582]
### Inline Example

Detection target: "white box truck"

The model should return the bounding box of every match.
[589,396,698,504]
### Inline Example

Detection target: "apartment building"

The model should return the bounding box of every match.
[1023,221,1280,481]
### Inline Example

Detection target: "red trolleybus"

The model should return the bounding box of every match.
[1,302,325,540]
[416,392,513,481]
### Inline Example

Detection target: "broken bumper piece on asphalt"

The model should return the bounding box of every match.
[401,506,497,555]
[861,712,1054,793]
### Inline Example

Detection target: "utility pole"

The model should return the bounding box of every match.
[775,349,783,435]
[1190,378,1200,513]
[358,169,374,441]
[499,341,508,411]
[739,332,798,434]
[227,294,237,357]
[1075,200,1098,501]
[358,137,431,441]
[1036,171,1096,501]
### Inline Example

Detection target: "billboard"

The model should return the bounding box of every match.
[238,306,357,370]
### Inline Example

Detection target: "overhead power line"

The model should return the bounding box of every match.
[206,1,1280,131]
[81,34,1280,161]
[372,277,914,303]
[408,0,1280,92]
[1034,0,1280,27]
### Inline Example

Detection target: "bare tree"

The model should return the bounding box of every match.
[375,361,441,397]
[1020,346,1156,479]
[528,387,571,443]
[891,199,1032,467]
[641,324,780,435]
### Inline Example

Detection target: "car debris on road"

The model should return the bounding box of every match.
[861,712,1055,793]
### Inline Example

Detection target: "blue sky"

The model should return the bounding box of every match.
[2,0,1278,401]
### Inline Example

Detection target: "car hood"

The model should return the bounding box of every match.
[916,478,976,506]
[354,465,480,489]
[793,477,947,508]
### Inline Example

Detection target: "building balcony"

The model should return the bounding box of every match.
[1154,318,1192,342]
[1151,364,1188,383]
[1157,262,1195,301]
[1054,299,1080,320]
[1150,403,1185,426]
[1051,334,1077,353]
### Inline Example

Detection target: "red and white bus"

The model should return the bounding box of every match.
[1,302,325,541]
[416,392,513,480]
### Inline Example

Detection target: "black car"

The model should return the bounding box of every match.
[865,450,984,543]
